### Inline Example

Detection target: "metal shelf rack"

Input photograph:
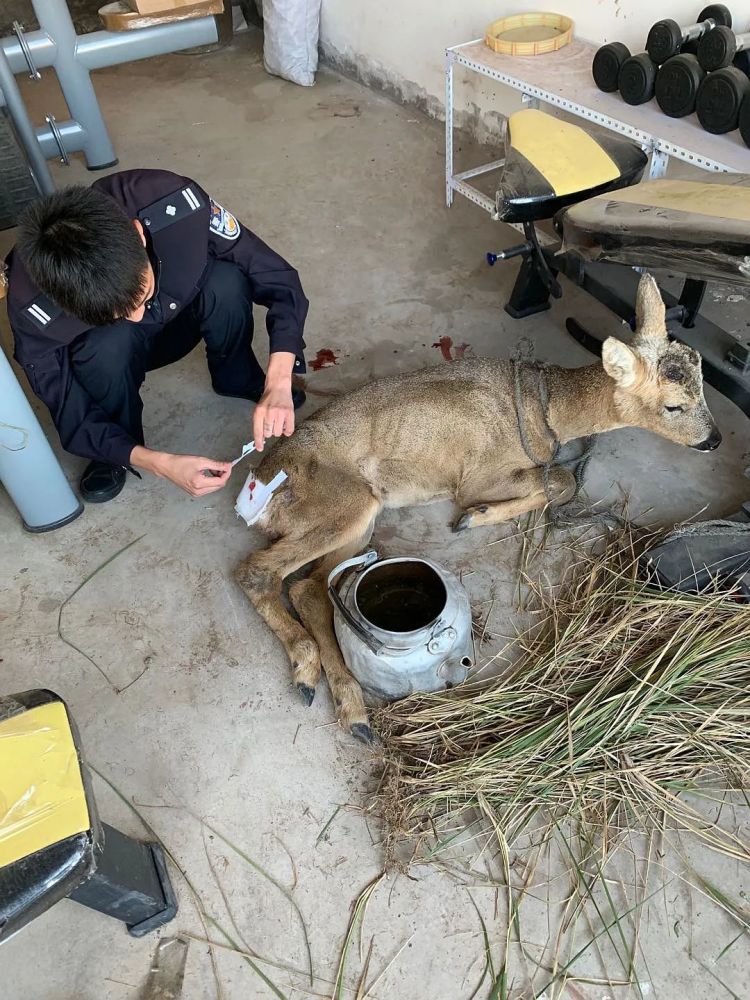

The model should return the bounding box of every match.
[445,38,749,218]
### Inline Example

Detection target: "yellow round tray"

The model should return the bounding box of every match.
[484,13,574,56]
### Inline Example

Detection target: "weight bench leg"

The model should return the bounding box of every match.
[505,253,553,319]
[677,278,706,329]
[565,317,603,356]
[69,822,177,937]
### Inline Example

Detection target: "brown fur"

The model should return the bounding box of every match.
[235,275,720,741]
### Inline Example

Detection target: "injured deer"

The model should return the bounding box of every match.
[236,274,721,743]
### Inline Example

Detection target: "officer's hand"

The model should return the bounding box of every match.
[161,454,233,497]
[253,383,295,452]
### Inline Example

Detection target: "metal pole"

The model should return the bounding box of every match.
[30,0,217,169]
[0,31,56,75]
[77,19,218,71]
[0,13,217,77]
[31,0,117,169]
[648,146,669,179]
[445,50,454,208]
[0,44,54,194]
[35,118,85,160]
[0,348,83,532]
[0,0,218,170]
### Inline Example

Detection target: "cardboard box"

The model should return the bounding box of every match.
[102,1,222,29]
[126,0,204,14]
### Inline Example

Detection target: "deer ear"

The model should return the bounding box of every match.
[634,273,667,341]
[602,337,640,389]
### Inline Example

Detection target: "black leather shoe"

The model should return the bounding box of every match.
[80,461,127,503]
[215,385,307,409]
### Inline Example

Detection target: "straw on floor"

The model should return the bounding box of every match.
[376,526,750,861]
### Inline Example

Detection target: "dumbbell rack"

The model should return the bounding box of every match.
[445,37,748,217]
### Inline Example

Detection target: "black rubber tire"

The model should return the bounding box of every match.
[0,110,39,232]
[592,41,631,91]
[656,54,706,116]
[619,53,658,105]
[697,24,737,70]
[739,92,750,147]
[647,19,684,64]
[698,4,733,29]
[696,65,750,132]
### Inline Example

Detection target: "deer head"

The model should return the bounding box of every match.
[601,274,721,452]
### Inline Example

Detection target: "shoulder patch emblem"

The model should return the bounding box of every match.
[209,199,240,241]
[139,185,203,234]
[24,293,61,330]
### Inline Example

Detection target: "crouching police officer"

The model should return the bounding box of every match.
[6,168,308,503]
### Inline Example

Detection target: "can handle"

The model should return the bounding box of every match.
[327,550,384,654]
[327,549,379,589]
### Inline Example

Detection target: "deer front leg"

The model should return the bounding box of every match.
[236,550,322,696]
[289,573,373,745]
[454,467,575,532]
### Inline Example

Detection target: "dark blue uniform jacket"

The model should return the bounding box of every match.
[6,169,308,467]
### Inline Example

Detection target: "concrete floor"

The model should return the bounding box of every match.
[1,29,749,1000]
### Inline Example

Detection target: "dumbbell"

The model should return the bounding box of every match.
[593,41,631,92]
[646,5,732,64]
[655,54,706,117]
[593,45,671,103]
[696,64,750,133]
[618,52,659,105]
[740,91,750,146]
[697,25,750,73]
[617,17,727,107]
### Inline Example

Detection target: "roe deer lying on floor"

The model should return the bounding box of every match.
[236,274,721,743]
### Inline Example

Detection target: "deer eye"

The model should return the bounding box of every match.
[665,405,684,414]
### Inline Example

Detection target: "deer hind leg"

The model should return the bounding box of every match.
[454,466,575,532]
[289,533,376,745]
[235,480,381,710]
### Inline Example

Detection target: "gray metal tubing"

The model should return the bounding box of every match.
[0,43,54,193]
[78,20,218,72]
[0,349,83,532]
[0,31,56,76]
[32,0,116,167]
[35,118,85,160]
[0,0,218,170]
[0,13,217,76]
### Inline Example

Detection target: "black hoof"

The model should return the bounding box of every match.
[350,722,374,745]
[454,513,471,533]
[297,683,316,706]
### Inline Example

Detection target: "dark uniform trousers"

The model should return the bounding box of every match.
[68,260,264,451]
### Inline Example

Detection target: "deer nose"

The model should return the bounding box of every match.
[691,427,722,452]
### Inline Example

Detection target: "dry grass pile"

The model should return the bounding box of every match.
[377,527,750,860]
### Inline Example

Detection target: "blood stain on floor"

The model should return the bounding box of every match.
[310,348,339,370]
[432,336,471,362]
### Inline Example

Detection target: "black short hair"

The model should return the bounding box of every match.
[16,185,149,326]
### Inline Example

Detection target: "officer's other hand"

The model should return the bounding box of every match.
[162,454,232,496]
[253,383,295,453]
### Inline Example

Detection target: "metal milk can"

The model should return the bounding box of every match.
[328,550,474,700]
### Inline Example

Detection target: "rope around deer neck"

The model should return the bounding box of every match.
[511,339,621,529]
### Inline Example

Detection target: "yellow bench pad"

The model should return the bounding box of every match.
[600,179,750,224]
[495,109,648,223]
[508,109,620,198]
[0,702,89,869]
